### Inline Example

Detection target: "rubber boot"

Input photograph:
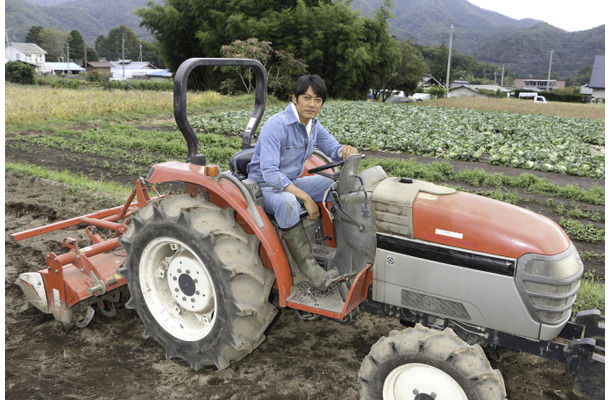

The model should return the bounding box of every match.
[282,223,338,291]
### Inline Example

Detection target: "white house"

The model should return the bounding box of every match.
[448,85,486,98]
[5,42,48,73]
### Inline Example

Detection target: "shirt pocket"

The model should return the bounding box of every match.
[281,143,306,164]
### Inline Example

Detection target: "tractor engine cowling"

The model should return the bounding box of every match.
[369,176,582,341]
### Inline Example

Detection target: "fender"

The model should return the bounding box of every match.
[148,161,302,306]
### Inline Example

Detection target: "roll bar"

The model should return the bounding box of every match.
[173,58,268,165]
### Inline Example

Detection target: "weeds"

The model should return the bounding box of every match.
[573,271,605,315]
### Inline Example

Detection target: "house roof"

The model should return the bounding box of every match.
[45,62,86,72]
[110,60,157,70]
[589,55,605,89]
[419,74,441,86]
[87,61,115,68]
[449,85,480,94]
[471,85,510,92]
[6,42,47,54]
[145,69,172,78]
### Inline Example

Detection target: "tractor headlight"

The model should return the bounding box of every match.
[516,244,583,325]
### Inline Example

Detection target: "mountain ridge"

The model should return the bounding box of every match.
[6,0,604,78]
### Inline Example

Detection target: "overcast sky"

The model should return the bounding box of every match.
[467,0,606,32]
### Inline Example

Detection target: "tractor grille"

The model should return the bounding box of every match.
[516,245,583,325]
[401,289,471,320]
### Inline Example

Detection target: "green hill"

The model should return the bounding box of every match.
[5,0,151,44]
[6,0,604,78]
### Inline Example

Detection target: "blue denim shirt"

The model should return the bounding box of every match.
[247,103,343,191]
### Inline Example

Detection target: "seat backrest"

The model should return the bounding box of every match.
[230,148,255,180]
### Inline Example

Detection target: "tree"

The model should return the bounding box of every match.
[136,0,399,98]
[389,40,426,97]
[268,49,308,100]
[67,30,85,65]
[429,41,449,86]
[220,38,307,98]
[25,26,45,45]
[6,61,36,85]
[220,38,274,93]
[95,25,141,61]
[37,28,68,62]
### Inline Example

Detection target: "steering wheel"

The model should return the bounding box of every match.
[307,159,345,180]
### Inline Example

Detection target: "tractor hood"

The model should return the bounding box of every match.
[372,177,570,259]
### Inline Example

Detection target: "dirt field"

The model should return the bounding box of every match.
[5,144,603,399]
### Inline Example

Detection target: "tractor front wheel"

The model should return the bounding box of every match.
[358,324,507,400]
[119,194,277,370]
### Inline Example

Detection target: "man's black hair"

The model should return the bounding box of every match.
[293,74,327,103]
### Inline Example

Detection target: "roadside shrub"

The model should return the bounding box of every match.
[5,61,36,85]
[427,84,446,98]
[83,70,111,83]
[35,75,82,89]
[109,79,173,91]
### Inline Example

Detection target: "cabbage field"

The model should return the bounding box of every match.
[195,101,605,178]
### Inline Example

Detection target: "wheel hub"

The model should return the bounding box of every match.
[167,252,214,313]
[383,363,468,400]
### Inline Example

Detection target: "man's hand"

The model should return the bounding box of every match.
[340,145,358,159]
[285,184,320,220]
[303,196,320,220]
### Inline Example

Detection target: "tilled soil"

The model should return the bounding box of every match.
[5,154,600,399]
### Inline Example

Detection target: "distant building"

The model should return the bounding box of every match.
[86,61,115,76]
[109,59,158,79]
[513,78,565,91]
[144,69,172,80]
[471,84,511,95]
[450,80,470,88]
[5,42,48,74]
[44,62,86,76]
[588,55,605,103]
[448,85,486,98]
[419,74,442,89]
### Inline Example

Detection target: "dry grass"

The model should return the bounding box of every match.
[5,84,225,125]
[421,97,605,120]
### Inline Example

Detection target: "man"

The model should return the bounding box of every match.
[247,74,358,291]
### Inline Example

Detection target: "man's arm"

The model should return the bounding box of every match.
[284,184,320,220]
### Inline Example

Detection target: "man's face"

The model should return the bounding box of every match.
[292,86,324,124]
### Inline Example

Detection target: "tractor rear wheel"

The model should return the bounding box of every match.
[119,194,277,370]
[358,324,507,400]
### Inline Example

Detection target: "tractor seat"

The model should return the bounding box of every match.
[230,148,309,221]
[230,148,255,180]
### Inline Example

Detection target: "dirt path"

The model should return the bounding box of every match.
[5,171,587,400]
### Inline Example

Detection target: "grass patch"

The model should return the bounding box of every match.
[6,162,132,198]
[5,84,225,125]
[573,271,605,315]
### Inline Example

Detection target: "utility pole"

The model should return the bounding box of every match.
[139,44,143,62]
[501,64,505,87]
[546,49,553,91]
[122,37,125,78]
[445,24,454,95]
[66,41,70,76]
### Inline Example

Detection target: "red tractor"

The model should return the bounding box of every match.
[13,58,604,399]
